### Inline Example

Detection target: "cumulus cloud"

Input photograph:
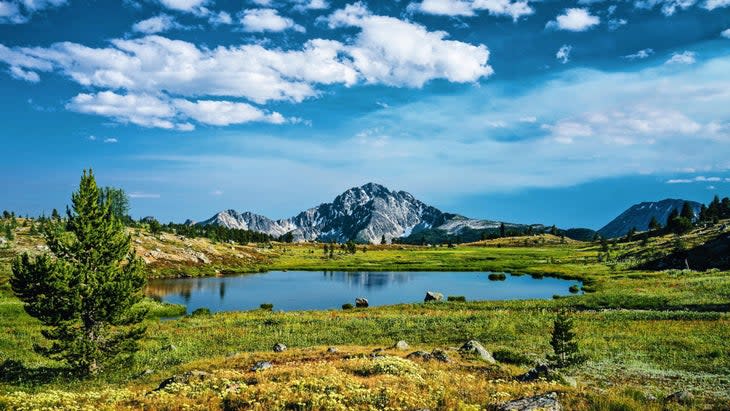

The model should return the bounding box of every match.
[665,51,696,65]
[634,0,697,15]
[623,48,654,60]
[408,0,534,21]
[240,8,305,32]
[326,2,493,87]
[556,44,572,64]
[607,18,626,30]
[132,14,182,34]
[9,65,39,81]
[546,8,600,31]
[174,99,286,125]
[703,0,730,9]
[156,0,207,12]
[0,0,67,24]
[722,28,730,38]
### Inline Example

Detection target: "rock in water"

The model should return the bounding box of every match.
[424,291,443,302]
[273,343,287,352]
[497,392,562,411]
[251,361,272,371]
[393,340,410,350]
[355,297,369,308]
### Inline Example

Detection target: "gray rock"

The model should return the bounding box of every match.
[251,361,272,371]
[370,348,385,358]
[406,351,432,361]
[459,340,495,364]
[326,346,338,353]
[497,392,562,411]
[155,370,210,391]
[424,291,444,302]
[355,297,369,308]
[516,363,551,382]
[665,390,693,405]
[393,340,410,350]
[273,343,287,352]
[431,349,450,363]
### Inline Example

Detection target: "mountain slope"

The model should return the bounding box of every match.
[200,183,458,243]
[597,199,702,239]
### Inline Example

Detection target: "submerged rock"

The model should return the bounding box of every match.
[497,392,562,411]
[459,340,495,363]
[424,291,443,302]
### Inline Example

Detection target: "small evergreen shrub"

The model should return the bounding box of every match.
[447,295,466,302]
[342,303,354,310]
[260,303,274,311]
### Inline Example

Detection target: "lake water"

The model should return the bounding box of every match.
[147,271,580,313]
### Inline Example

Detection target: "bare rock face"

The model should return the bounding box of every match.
[459,340,495,364]
[497,392,562,411]
[424,291,443,302]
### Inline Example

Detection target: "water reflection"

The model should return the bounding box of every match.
[146,270,581,312]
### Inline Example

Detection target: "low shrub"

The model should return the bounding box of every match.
[447,296,466,302]
[259,303,274,311]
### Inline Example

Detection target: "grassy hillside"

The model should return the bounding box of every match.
[1,219,730,409]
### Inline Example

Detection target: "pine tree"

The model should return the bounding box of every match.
[380,234,387,245]
[548,311,584,368]
[51,208,61,220]
[626,227,636,242]
[680,202,694,220]
[10,170,146,376]
[499,223,506,238]
[4,224,13,241]
[648,216,661,231]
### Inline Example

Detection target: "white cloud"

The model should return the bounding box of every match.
[607,18,626,30]
[722,28,730,38]
[67,91,180,129]
[326,2,493,87]
[556,44,572,64]
[702,0,730,9]
[665,51,696,65]
[0,0,67,24]
[546,8,600,31]
[240,8,305,32]
[667,176,724,184]
[132,14,181,34]
[129,192,161,199]
[156,0,207,12]
[623,48,654,60]
[104,137,118,143]
[174,99,286,125]
[8,65,39,81]
[408,0,534,20]
[634,0,697,15]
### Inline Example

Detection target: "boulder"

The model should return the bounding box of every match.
[155,370,210,391]
[251,361,272,371]
[665,390,693,405]
[393,340,410,350]
[516,363,551,382]
[326,346,339,353]
[424,291,444,302]
[431,349,450,363]
[459,340,495,364]
[406,351,432,361]
[497,392,562,411]
[273,343,287,352]
[355,297,369,308]
[370,348,385,358]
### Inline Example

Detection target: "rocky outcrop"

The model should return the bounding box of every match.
[497,392,562,411]
[424,291,443,302]
[459,340,495,363]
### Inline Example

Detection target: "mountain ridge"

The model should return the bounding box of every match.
[597,198,702,239]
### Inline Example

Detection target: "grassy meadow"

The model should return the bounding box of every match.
[1,220,729,409]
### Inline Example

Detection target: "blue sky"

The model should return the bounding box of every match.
[0,0,729,229]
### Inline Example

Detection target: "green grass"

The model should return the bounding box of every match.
[1,223,730,409]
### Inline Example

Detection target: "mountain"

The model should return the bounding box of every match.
[597,199,702,239]
[199,183,523,244]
